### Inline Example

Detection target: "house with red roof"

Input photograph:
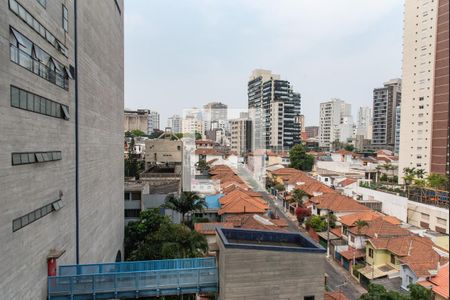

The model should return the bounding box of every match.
[309,193,371,218]
[418,264,449,300]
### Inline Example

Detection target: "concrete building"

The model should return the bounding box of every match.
[230,117,252,156]
[356,106,372,139]
[372,79,401,151]
[394,106,401,155]
[248,69,301,150]
[124,181,149,225]
[319,98,352,149]
[182,108,204,136]
[216,228,326,300]
[399,0,449,176]
[203,101,228,132]
[147,110,160,134]
[305,126,319,139]
[124,109,150,134]
[167,114,182,134]
[0,0,124,298]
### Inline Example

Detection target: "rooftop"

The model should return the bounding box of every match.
[418,265,449,299]
[310,194,371,213]
[217,228,326,253]
[204,194,224,210]
[194,222,234,235]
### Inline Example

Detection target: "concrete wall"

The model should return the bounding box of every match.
[353,186,408,222]
[407,201,449,234]
[0,1,124,298]
[217,237,325,300]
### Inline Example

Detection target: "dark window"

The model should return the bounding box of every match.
[304,296,315,300]
[12,199,63,232]
[131,192,142,200]
[369,248,374,258]
[12,151,62,166]
[390,254,396,264]
[125,209,141,218]
[10,85,69,120]
[62,5,68,32]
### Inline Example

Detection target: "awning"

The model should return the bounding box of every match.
[340,247,365,260]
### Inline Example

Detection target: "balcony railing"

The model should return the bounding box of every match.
[10,44,68,90]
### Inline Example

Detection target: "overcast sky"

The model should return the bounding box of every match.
[124,0,403,126]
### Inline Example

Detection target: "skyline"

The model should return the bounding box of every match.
[124,0,403,126]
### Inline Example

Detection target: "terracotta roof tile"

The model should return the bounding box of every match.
[195,149,224,156]
[339,211,401,227]
[330,227,343,238]
[194,222,234,235]
[340,247,365,260]
[418,265,449,299]
[310,194,371,213]
[225,214,287,231]
[339,178,357,187]
[324,291,349,300]
[348,218,409,238]
[218,190,268,215]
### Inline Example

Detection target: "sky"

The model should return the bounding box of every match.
[124,0,404,127]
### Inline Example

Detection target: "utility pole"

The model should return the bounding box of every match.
[326,212,330,258]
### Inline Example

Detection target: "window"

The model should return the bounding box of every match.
[36,0,46,7]
[350,235,355,243]
[131,192,141,200]
[436,217,447,226]
[304,297,315,300]
[12,199,62,232]
[12,151,62,166]
[10,86,69,119]
[125,209,141,218]
[390,254,396,264]
[368,248,374,258]
[9,0,68,56]
[9,27,69,89]
[421,213,430,221]
[62,5,68,32]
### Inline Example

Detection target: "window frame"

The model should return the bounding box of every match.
[62,4,68,32]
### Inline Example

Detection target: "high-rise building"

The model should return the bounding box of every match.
[400,0,449,176]
[247,69,301,150]
[372,79,402,151]
[148,110,160,134]
[356,106,372,139]
[203,101,228,132]
[124,109,151,134]
[167,114,182,134]
[0,0,124,298]
[318,98,352,149]
[230,117,253,156]
[182,108,204,136]
[395,106,401,155]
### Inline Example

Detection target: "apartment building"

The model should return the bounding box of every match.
[305,126,319,139]
[399,0,449,176]
[319,98,352,149]
[124,109,150,134]
[356,106,372,139]
[0,0,124,299]
[248,69,301,150]
[203,101,228,132]
[230,117,252,156]
[372,79,402,151]
[167,114,182,134]
[148,110,160,134]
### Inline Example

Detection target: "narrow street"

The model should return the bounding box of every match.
[237,165,365,299]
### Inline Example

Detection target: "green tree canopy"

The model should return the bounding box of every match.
[130,129,146,137]
[305,215,327,232]
[124,209,208,261]
[427,173,448,190]
[359,283,432,300]
[344,144,354,152]
[162,192,206,224]
[289,144,314,171]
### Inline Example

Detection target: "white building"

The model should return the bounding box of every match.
[167,114,182,134]
[182,114,204,136]
[319,98,352,149]
[148,110,160,134]
[356,106,372,139]
[399,0,441,175]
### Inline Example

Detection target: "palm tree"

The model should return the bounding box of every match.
[415,168,426,179]
[162,192,206,224]
[353,219,369,235]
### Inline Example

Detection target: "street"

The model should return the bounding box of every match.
[237,165,365,299]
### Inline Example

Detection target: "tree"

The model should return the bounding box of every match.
[292,189,307,205]
[305,215,327,232]
[196,160,210,174]
[274,183,285,192]
[415,168,426,179]
[149,129,164,139]
[353,219,369,234]
[162,192,206,224]
[171,133,183,140]
[344,144,354,152]
[195,131,202,140]
[289,144,314,171]
[359,283,431,300]
[130,129,146,137]
[295,207,311,224]
[124,209,208,261]
[124,136,143,178]
[427,173,448,190]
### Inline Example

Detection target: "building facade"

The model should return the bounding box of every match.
[230,117,252,156]
[203,101,228,132]
[147,110,160,134]
[0,0,124,298]
[399,0,449,175]
[167,114,182,134]
[372,79,401,151]
[357,106,372,139]
[248,69,301,150]
[319,98,352,149]
[305,126,319,139]
[124,109,150,134]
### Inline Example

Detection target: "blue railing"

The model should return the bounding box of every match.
[48,258,218,300]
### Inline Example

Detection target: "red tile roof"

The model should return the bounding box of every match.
[369,235,448,277]
[330,227,343,238]
[418,265,449,299]
[295,180,337,196]
[340,247,366,260]
[194,222,234,235]
[339,211,401,227]
[339,178,357,187]
[324,291,349,300]
[225,214,287,231]
[218,189,268,215]
[348,218,409,238]
[195,149,224,156]
[310,194,371,213]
